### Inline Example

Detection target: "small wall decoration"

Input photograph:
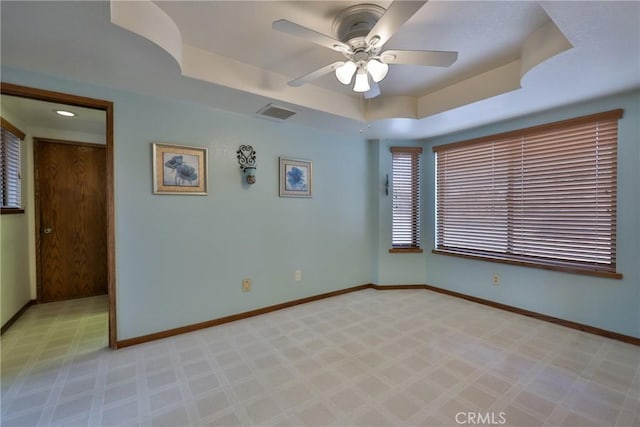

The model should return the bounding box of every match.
[152,143,208,195]
[279,157,312,198]
[236,145,257,184]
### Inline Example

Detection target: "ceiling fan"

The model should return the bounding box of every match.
[272,1,458,99]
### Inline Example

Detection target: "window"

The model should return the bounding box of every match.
[390,146,423,252]
[433,109,622,278]
[1,117,25,213]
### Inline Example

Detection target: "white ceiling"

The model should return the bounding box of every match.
[1,95,106,136]
[1,1,638,139]
[153,1,549,97]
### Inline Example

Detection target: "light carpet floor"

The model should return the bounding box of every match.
[1,289,638,426]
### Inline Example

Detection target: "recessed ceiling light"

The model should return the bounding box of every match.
[54,109,76,117]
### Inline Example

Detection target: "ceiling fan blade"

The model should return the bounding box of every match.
[363,81,381,99]
[381,49,458,67]
[273,19,351,53]
[288,61,345,87]
[366,1,427,48]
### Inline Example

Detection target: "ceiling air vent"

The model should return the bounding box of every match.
[256,104,297,121]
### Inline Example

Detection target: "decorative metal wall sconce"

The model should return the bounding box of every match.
[236,145,257,184]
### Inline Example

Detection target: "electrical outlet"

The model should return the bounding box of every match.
[242,278,251,292]
[492,274,500,286]
[295,270,302,282]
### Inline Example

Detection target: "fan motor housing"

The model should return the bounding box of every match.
[332,4,385,45]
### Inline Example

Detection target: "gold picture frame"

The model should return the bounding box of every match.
[152,143,208,195]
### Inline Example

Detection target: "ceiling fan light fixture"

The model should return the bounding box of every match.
[367,59,389,83]
[335,60,357,85]
[274,1,458,98]
[353,68,370,92]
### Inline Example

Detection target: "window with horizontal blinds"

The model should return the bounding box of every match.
[391,146,422,250]
[1,119,24,210]
[433,109,622,276]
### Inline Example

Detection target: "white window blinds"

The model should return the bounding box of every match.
[391,146,422,249]
[1,118,25,210]
[433,109,622,276]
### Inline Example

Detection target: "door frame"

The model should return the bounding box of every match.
[34,138,107,303]
[1,82,117,349]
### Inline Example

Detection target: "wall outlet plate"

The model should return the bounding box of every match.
[242,278,251,292]
[492,274,500,286]
[295,270,302,281]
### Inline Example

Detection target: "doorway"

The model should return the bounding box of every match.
[0,82,117,348]
[35,139,107,302]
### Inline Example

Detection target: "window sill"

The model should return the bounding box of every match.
[389,247,424,254]
[1,208,25,215]
[432,249,622,279]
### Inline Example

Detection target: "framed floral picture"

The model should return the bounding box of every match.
[279,157,312,198]
[152,143,208,195]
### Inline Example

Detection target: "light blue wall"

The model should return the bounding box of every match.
[420,90,640,338]
[4,66,638,340]
[2,67,375,340]
[373,139,426,284]
[113,94,375,339]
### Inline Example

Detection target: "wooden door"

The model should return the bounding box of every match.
[35,140,107,302]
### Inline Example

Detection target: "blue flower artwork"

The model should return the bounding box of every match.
[285,165,307,191]
[163,153,199,187]
[279,157,312,198]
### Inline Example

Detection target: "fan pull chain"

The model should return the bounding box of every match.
[359,93,372,135]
